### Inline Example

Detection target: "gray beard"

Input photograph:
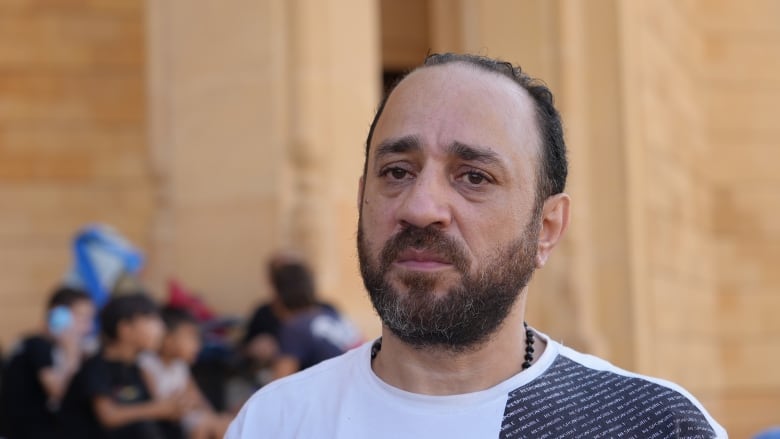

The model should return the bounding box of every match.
[357,215,540,353]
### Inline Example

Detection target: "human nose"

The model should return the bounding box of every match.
[395,171,452,229]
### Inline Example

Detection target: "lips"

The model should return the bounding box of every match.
[394,248,452,270]
[377,225,469,274]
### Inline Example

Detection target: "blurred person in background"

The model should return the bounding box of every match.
[241,252,343,383]
[267,259,361,379]
[0,286,95,439]
[58,292,189,439]
[140,307,232,439]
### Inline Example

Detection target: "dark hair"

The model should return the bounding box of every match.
[270,262,317,311]
[160,306,198,332]
[47,286,91,310]
[363,52,567,201]
[99,292,159,341]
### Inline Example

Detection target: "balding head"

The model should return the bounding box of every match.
[363,53,567,203]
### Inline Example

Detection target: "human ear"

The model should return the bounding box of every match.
[535,193,570,268]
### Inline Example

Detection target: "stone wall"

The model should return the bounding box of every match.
[620,1,780,435]
[694,0,780,435]
[620,0,720,407]
[0,0,153,345]
[144,0,380,332]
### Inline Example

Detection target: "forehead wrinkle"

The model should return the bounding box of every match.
[372,65,541,186]
[448,141,503,167]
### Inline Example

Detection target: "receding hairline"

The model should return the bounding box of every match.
[368,61,545,169]
[401,60,537,104]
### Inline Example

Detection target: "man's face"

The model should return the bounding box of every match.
[358,63,544,351]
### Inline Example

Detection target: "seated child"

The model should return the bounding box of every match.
[0,286,95,439]
[58,292,191,439]
[140,307,232,439]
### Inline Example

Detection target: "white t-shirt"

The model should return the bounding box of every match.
[138,352,189,398]
[226,332,727,438]
[139,352,207,432]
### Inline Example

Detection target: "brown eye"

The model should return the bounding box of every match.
[390,168,408,179]
[466,172,486,185]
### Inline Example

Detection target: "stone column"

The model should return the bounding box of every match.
[145,0,380,326]
[283,0,381,332]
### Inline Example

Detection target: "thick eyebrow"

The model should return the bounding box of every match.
[448,141,502,167]
[374,135,422,161]
[374,137,506,171]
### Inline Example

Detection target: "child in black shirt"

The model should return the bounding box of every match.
[0,286,95,439]
[59,292,190,439]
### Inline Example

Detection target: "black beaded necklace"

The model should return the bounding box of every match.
[370,322,536,371]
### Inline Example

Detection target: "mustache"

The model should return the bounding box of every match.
[379,225,470,273]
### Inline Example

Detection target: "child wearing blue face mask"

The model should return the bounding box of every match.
[0,286,95,439]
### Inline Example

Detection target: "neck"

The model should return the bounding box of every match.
[159,352,177,365]
[102,341,139,363]
[371,300,544,395]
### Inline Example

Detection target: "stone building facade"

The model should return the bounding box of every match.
[1,0,778,435]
